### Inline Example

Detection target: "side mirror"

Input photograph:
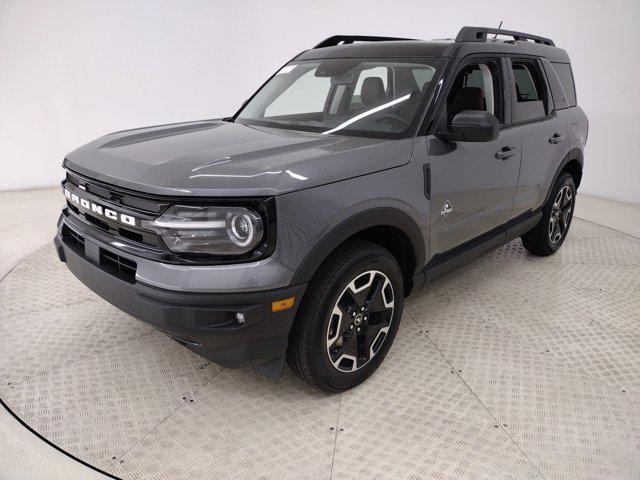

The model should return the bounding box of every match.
[436,110,500,143]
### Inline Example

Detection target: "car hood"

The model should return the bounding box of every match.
[64,120,414,197]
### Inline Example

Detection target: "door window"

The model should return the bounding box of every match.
[511,60,548,122]
[446,60,503,125]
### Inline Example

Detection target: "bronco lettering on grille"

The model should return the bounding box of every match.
[64,188,137,227]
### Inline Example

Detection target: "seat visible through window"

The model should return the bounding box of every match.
[445,61,502,125]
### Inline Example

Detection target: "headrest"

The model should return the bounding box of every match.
[451,87,485,117]
[361,77,385,107]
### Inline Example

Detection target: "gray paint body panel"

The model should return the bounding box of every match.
[65,121,413,197]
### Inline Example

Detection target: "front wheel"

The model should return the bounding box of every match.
[287,240,404,393]
[521,172,576,256]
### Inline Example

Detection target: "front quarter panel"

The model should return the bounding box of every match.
[274,138,429,284]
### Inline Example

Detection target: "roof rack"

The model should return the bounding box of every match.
[313,35,415,49]
[455,26,555,46]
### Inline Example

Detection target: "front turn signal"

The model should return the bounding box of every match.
[272,296,296,312]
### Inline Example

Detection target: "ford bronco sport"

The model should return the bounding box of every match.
[55,27,587,392]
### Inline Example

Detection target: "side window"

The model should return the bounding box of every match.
[551,63,577,107]
[511,60,548,123]
[265,70,330,117]
[446,60,503,125]
[541,58,569,110]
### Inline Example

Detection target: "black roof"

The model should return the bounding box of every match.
[296,27,570,63]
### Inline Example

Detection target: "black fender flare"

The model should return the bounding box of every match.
[542,147,584,206]
[290,207,427,285]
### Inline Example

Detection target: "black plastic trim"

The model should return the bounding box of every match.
[456,26,555,46]
[55,232,306,377]
[543,148,584,203]
[423,163,431,199]
[290,207,426,285]
[314,35,416,49]
[422,210,542,284]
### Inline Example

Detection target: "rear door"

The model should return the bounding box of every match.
[426,56,522,256]
[506,57,571,217]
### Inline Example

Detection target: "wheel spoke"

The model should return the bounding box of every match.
[356,328,372,366]
[560,205,572,228]
[346,272,374,305]
[363,275,388,315]
[553,191,563,209]
[552,222,562,242]
[562,186,573,208]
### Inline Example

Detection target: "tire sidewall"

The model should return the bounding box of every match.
[308,250,404,391]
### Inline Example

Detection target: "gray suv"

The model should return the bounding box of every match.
[55,27,587,392]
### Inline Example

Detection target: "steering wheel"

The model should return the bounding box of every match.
[373,114,410,130]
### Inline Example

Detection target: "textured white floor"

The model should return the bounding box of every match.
[1,189,639,480]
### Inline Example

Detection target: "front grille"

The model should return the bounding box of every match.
[100,250,137,283]
[62,225,85,251]
[66,170,168,214]
[63,174,164,251]
[62,224,137,283]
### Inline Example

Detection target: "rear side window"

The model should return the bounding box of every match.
[511,60,547,123]
[541,58,569,110]
[551,63,577,107]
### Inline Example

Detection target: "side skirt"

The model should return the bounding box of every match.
[419,210,542,287]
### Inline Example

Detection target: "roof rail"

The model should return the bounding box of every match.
[455,26,555,46]
[313,35,415,49]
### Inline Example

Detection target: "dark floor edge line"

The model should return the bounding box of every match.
[575,215,640,240]
[328,392,343,480]
[405,312,547,480]
[0,398,121,480]
[112,365,225,465]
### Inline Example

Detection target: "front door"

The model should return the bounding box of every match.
[426,57,521,256]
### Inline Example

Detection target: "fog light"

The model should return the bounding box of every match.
[272,296,295,312]
[235,312,245,324]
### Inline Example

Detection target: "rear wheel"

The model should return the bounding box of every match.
[287,240,404,393]
[521,172,575,255]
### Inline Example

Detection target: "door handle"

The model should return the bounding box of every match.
[495,146,518,160]
[548,133,565,144]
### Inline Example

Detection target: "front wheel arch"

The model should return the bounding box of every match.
[290,207,426,296]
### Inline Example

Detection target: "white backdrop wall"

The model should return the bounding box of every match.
[1,0,639,203]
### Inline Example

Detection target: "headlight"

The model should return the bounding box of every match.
[142,205,264,255]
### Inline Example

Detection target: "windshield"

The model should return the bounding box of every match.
[235,58,442,138]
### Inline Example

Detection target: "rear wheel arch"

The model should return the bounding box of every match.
[290,208,426,296]
[543,148,583,206]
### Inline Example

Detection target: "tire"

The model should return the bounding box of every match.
[287,240,404,393]
[521,172,576,256]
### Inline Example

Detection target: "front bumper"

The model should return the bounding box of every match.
[54,217,306,377]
